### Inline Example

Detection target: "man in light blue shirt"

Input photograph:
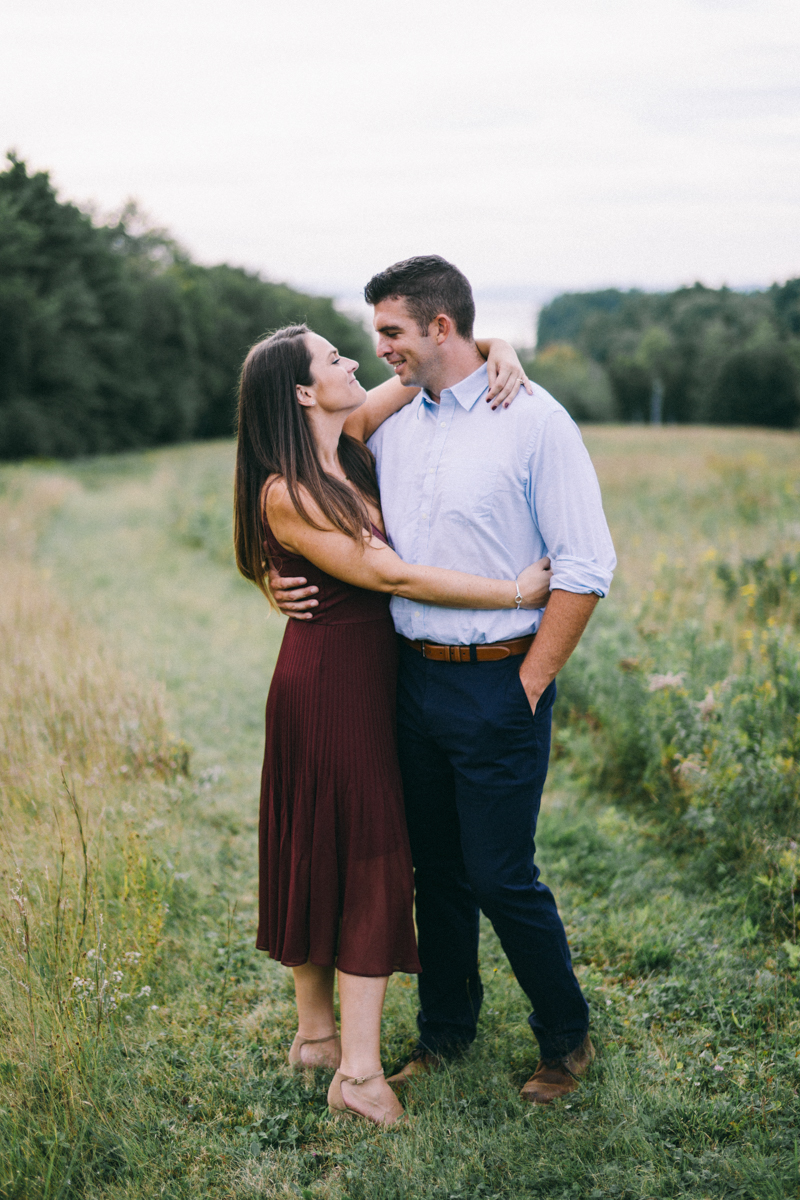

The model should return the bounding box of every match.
[368,352,614,647]
[370,255,615,1106]
[277,256,616,1104]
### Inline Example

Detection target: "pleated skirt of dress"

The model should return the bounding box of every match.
[257,614,420,977]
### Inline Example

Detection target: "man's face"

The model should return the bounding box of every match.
[373,296,439,389]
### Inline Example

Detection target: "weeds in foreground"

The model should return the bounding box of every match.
[0,475,188,1196]
[557,549,800,941]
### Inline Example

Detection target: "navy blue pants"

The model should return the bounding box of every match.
[396,642,589,1061]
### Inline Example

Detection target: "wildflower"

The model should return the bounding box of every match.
[137,985,152,998]
[647,672,685,692]
[112,970,124,984]
[697,690,716,718]
[677,756,706,782]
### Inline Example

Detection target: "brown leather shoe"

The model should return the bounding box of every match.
[519,1035,595,1105]
[386,1048,439,1087]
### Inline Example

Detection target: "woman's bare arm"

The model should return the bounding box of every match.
[475,338,533,407]
[267,482,550,611]
[344,339,532,443]
[343,375,420,443]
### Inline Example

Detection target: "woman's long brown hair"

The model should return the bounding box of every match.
[234,325,381,600]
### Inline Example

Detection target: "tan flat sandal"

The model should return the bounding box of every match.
[288,1031,341,1071]
[327,1069,405,1126]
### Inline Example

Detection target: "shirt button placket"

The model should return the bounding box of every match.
[414,396,452,641]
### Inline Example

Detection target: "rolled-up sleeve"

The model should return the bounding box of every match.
[528,408,616,596]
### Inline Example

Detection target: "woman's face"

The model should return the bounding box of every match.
[301,333,366,413]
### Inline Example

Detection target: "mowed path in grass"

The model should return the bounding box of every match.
[40,442,282,796]
[32,430,800,1200]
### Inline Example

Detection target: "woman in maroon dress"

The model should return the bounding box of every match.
[233,325,550,1125]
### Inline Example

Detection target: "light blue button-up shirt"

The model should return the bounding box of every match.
[367,363,616,645]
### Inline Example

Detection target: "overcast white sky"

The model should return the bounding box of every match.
[2,0,798,327]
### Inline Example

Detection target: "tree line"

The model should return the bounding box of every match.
[524,281,800,426]
[3,152,798,453]
[0,155,388,460]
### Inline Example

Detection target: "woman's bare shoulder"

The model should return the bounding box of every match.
[263,474,331,532]
[262,473,289,510]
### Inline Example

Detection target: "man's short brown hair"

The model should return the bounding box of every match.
[364,255,475,340]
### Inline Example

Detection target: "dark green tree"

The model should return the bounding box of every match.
[536,289,634,350]
[534,280,800,427]
[0,155,387,459]
[710,343,800,427]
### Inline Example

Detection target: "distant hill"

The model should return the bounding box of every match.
[0,155,388,459]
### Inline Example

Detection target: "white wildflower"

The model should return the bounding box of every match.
[677,756,707,782]
[199,764,224,787]
[647,672,685,692]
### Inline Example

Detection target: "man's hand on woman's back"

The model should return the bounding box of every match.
[269,570,318,619]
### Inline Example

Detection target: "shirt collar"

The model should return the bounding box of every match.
[419,363,489,412]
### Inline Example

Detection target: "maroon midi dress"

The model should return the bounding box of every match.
[256,521,421,977]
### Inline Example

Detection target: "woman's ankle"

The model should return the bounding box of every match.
[339,1056,383,1079]
[296,1024,338,1042]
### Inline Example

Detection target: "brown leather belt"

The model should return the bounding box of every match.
[400,634,535,663]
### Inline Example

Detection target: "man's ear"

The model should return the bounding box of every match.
[296,383,316,408]
[431,314,453,345]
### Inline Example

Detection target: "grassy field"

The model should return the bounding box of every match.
[1,427,799,1200]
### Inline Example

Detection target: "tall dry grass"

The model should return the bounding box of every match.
[0,471,188,1196]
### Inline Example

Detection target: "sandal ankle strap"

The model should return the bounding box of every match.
[339,1069,385,1086]
[296,1032,340,1046]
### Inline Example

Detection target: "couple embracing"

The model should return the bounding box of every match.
[233,256,616,1125]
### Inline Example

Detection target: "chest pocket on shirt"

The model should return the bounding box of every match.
[438,460,500,524]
